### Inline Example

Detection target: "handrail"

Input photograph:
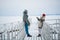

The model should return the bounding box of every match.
[24,22,58,40]
[49,23,60,25]
[0,19,60,40]
[46,19,60,21]
[11,27,25,40]
[41,22,58,40]
[0,21,26,40]
[44,22,58,33]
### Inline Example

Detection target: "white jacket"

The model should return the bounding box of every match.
[37,17,45,28]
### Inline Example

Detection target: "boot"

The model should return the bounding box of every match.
[37,34,41,37]
[27,34,32,37]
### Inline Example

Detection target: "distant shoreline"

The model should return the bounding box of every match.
[0,14,60,16]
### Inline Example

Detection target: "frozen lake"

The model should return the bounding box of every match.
[0,15,60,24]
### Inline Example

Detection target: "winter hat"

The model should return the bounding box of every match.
[23,10,27,14]
[42,13,46,16]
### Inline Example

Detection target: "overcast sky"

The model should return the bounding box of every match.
[0,0,60,16]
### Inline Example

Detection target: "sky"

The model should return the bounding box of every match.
[0,0,60,16]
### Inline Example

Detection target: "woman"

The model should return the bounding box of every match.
[36,13,46,37]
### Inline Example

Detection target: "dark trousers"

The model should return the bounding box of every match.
[25,23,29,35]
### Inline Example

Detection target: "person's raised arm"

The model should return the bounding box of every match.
[36,17,41,21]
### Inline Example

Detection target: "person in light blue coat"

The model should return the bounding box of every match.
[23,10,32,37]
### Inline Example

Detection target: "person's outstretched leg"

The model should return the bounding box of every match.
[37,28,41,37]
[25,23,32,37]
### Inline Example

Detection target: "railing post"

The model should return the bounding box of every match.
[3,24,6,40]
[0,32,3,40]
[58,33,60,40]
[4,34,5,40]
[56,19,57,27]
[7,31,10,40]
[59,19,60,27]
[53,33,58,40]
[15,25,18,40]
[11,23,13,40]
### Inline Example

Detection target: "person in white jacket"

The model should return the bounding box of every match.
[36,13,46,37]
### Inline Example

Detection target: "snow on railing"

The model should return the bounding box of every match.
[0,21,26,40]
[0,19,60,40]
[24,22,56,40]
[24,19,60,40]
[45,19,60,40]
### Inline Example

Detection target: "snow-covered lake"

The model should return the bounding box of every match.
[0,15,60,24]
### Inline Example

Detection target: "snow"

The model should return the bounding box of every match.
[0,16,60,40]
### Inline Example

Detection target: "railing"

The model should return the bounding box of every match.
[0,19,60,40]
[24,19,60,40]
[0,21,26,40]
[45,19,60,40]
[24,22,56,40]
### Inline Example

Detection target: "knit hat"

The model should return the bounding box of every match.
[42,13,46,16]
[23,10,27,14]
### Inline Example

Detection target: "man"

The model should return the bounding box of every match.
[23,10,32,37]
[36,13,46,37]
